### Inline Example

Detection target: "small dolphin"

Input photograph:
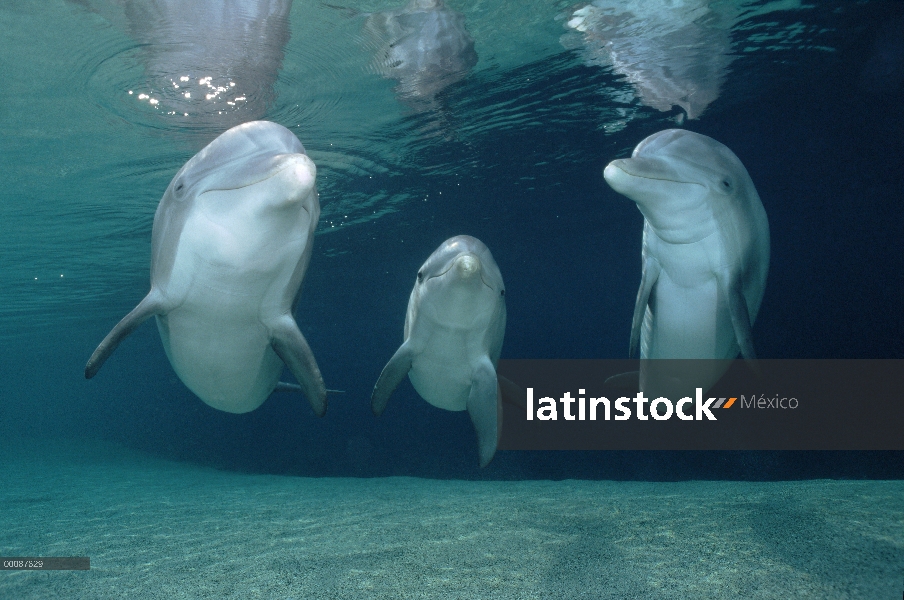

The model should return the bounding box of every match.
[604,129,769,397]
[86,121,327,416]
[372,236,506,467]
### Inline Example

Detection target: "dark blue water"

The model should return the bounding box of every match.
[1,0,902,481]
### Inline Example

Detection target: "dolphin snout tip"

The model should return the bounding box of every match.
[604,161,634,195]
[603,161,623,183]
[274,155,316,195]
[454,254,480,277]
[286,154,316,178]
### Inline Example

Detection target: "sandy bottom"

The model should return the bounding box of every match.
[0,438,902,599]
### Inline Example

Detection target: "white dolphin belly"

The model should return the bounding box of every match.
[643,263,736,360]
[157,303,280,414]
[155,207,302,413]
[408,325,487,411]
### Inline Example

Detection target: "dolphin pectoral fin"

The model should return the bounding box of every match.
[467,359,499,468]
[85,292,164,379]
[270,316,328,417]
[630,257,660,357]
[498,374,526,411]
[726,281,756,360]
[722,276,760,371]
[371,343,414,417]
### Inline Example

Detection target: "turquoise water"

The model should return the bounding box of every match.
[1,0,903,597]
[0,0,833,336]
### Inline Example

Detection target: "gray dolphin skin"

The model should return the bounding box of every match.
[372,236,506,467]
[365,0,478,108]
[604,129,770,398]
[85,120,327,416]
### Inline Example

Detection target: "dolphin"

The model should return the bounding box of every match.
[371,235,506,467]
[603,129,769,398]
[85,120,327,416]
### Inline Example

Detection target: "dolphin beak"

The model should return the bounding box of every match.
[284,156,316,194]
[454,254,498,291]
[603,160,638,196]
[270,154,315,186]
[454,254,480,278]
[606,157,684,184]
[203,153,314,194]
[604,157,702,203]
[431,253,493,291]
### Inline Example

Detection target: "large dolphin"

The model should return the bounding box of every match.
[372,236,506,467]
[604,129,769,398]
[86,120,327,416]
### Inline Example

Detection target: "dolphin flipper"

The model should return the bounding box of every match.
[720,274,757,361]
[630,256,661,357]
[467,358,500,468]
[371,342,414,416]
[498,374,526,411]
[270,315,328,417]
[85,291,165,379]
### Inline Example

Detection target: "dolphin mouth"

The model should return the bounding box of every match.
[203,155,308,193]
[606,162,703,188]
[477,274,495,290]
[430,253,495,290]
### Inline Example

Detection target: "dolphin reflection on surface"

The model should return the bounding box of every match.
[563,0,734,121]
[76,0,293,139]
[364,0,478,111]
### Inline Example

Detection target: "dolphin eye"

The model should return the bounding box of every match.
[417,271,424,282]
[500,289,505,297]
[174,180,185,196]
[720,179,732,191]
